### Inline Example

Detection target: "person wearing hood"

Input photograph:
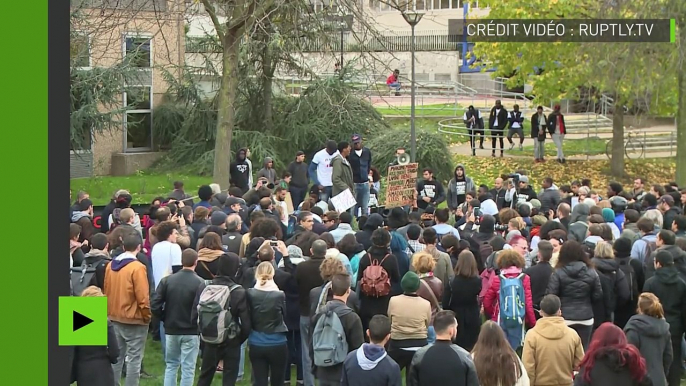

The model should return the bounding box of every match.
[331,142,355,204]
[538,177,560,214]
[230,148,252,194]
[600,208,620,240]
[644,230,686,282]
[567,203,590,242]
[341,314,401,386]
[522,294,584,386]
[416,168,446,211]
[288,151,310,210]
[546,240,603,350]
[447,164,475,217]
[624,293,673,386]
[104,233,151,386]
[256,157,277,185]
[356,213,384,251]
[613,237,644,329]
[72,199,96,252]
[643,251,686,386]
[310,140,340,202]
[590,241,630,329]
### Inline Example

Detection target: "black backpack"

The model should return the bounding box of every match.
[70,258,109,295]
[618,259,639,302]
[598,270,618,313]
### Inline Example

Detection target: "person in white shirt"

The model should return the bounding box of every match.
[273,186,289,227]
[507,104,525,151]
[245,148,254,189]
[308,140,339,202]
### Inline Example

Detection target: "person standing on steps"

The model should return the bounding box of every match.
[531,106,548,163]
[488,99,508,157]
[309,141,340,203]
[507,104,526,151]
[463,105,484,156]
[547,105,567,163]
[349,134,373,219]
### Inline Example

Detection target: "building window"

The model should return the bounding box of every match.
[428,0,461,9]
[125,36,152,68]
[124,87,153,150]
[71,33,91,69]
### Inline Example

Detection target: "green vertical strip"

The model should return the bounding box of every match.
[671,19,676,43]
[0,0,48,384]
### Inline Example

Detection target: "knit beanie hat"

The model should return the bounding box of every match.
[602,208,615,223]
[529,199,542,210]
[613,237,632,257]
[401,271,421,294]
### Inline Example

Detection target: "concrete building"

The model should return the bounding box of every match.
[70,0,185,178]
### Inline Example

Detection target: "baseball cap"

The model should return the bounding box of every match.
[226,197,242,207]
[351,134,362,143]
[519,176,529,184]
[210,211,228,226]
[659,195,674,205]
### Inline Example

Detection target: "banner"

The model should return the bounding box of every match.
[385,163,418,208]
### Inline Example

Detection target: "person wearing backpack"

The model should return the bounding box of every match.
[418,228,452,288]
[151,249,204,386]
[630,217,658,264]
[72,233,111,294]
[309,258,360,318]
[483,249,537,350]
[356,229,401,332]
[591,241,630,330]
[310,273,364,386]
[613,237,644,329]
[194,253,252,386]
[413,252,443,344]
[546,240,603,350]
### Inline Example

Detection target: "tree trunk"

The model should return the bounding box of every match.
[261,44,273,131]
[676,18,686,186]
[610,100,625,177]
[212,28,241,189]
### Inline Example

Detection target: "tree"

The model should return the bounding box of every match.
[475,0,676,177]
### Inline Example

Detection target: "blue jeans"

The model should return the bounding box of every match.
[164,335,200,386]
[427,326,436,345]
[354,183,370,218]
[389,82,401,92]
[238,341,246,380]
[160,322,166,360]
[320,186,332,203]
[300,316,315,386]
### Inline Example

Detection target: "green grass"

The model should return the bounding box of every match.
[70,172,213,206]
[508,137,607,157]
[375,103,463,117]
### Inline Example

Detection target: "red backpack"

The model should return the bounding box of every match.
[360,254,391,297]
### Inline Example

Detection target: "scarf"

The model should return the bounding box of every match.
[254,279,280,291]
[198,248,224,262]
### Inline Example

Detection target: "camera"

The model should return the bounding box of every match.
[502,173,520,185]
[269,236,278,247]
[494,224,508,233]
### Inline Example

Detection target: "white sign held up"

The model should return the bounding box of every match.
[331,189,357,212]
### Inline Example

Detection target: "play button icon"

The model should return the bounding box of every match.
[73,311,94,332]
[59,296,107,346]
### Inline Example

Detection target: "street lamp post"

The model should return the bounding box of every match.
[339,21,345,70]
[402,11,424,163]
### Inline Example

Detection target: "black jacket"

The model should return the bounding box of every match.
[525,261,554,307]
[643,266,686,336]
[274,258,300,331]
[416,179,446,210]
[591,258,629,328]
[531,112,549,138]
[151,269,204,335]
[222,231,243,255]
[409,340,479,386]
[71,320,119,386]
[230,159,251,193]
[662,206,682,230]
[644,244,686,281]
[614,254,645,329]
[287,160,310,189]
[574,354,652,386]
[246,288,288,334]
[100,200,117,234]
[341,344,402,386]
[294,255,326,316]
[195,259,220,281]
[310,300,365,382]
[547,111,567,135]
[489,187,507,210]
[488,106,508,130]
[514,186,538,206]
[546,261,603,321]
[192,276,252,346]
[442,276,481,351]
[348,147,373,184]
[81,251,111,291]
[624,314,673,386]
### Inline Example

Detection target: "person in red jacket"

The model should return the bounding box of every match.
[386,69,401,96]
[483,247,536,350]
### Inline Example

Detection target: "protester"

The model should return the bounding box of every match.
[507,104,526,152]
[447,164,475,215]
[547,104,566,163]
[441,250,481,351]
[624,293,673,386]
[472,321,529,386]
[71,286,119,386]
[590,241,629,329]
[341,314,401,386]
[151,249,204,386]
[546,240,602,350]
[525,240,554,314]
[417,228,452,287]
[331,212,355,243]
[488,100,508,157]
[523,294,584,386]
[408,310,479,386]
[645,229,686,280]
[574,323,650,386]
[78,233,111,291]
[310,141,340,202]
[613,237,643,329]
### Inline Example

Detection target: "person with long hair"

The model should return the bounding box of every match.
[472,321,530,386]
[546,240,603,350]
[412,252,443,344]
[443,250,482,351]
[590,241,629,329]
[574,323,650,386]
[624,293,673,386]
[246,261,289,386]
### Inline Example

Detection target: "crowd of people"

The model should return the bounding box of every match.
[68,138,686,386]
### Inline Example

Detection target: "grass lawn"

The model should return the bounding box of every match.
[508,137,607,157]
[70,172,213,206]
[376,103,463,117]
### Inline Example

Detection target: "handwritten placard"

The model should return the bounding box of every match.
[385,163,419,208]
[331,188,357,212]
